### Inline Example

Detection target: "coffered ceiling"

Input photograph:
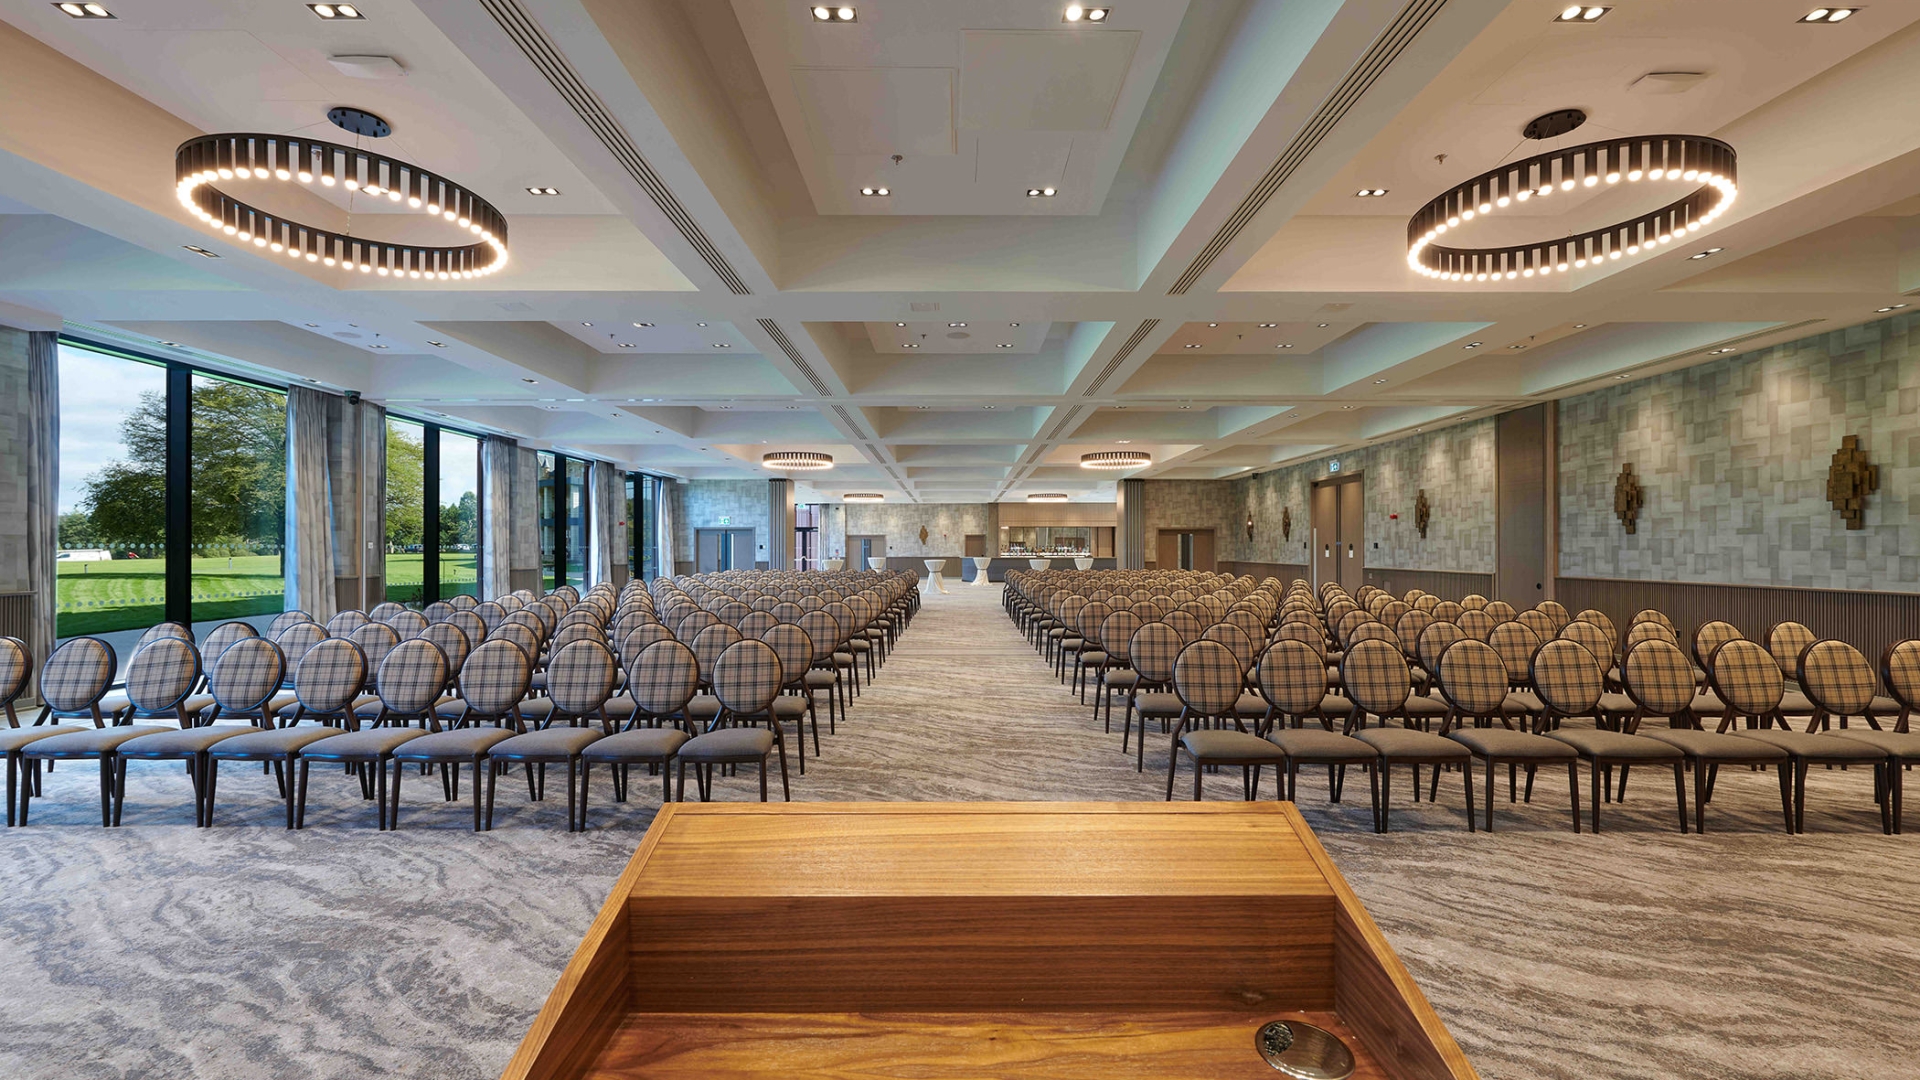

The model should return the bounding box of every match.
[4,0,1920,503]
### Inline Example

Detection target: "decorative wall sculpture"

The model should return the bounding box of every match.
[1246,512,1254,541]
[1281,506,1292,541]
[1613,464,1643,534]
[1414,490,1431,539]
[918,524,930,545]
[1826,435,1878,530]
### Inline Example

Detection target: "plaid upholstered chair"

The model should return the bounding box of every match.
[678,639,791,802]
[391,639,533,831]
[488,620,541,658]
[1415,622,1467,684]
[1456,609,1496,643]
[368,602,406,623]
[202,640,346,828]
[1440,638,1579,832]
[419,622,471,685]
[1166,640,1285,802]
[267,611,313,637]
[1798,640,1888,733]
[1095,610,1144,733]
[362,639,451,732]
[274,620,329,676]
[385,609,428,639]
[1486,622,1544,722]
[1430,600,1464,624]
[1880,641,1920,733]
[473,601,507,634]
[1573,608,1617,645]
[447,594,479,611]
[446,610,487,650]
[1484,600,1517,625]
[108,637,203,728]
[1534,639,1687,833]
[484,719,609,831]
[1627,639,1792,834]
[757,623,820,767]
[33,637,118,728]
[1722,640,1892,833]
[1260,640,1378,816]
[737,610,777,641]
[199,636,289,728]
[281,638,369,730]
[1070,601,1114,702]
[1124,622,1185,772]
[1343,638,1475,831]
[200,620,259,668]
[2,639,103,826]
[539,640,620,732]
[326,609,370,636]
[580,642,698,819]
[1517,609,1557,642]
[1536,600,1571,631]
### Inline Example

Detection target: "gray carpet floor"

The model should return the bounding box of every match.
[3,583,1915,1079]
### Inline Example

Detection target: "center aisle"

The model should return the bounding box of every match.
[789,581,1170,802]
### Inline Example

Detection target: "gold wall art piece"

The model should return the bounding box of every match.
[1414,490,1431,539]
[1826,434,1878,530]
[1613,464,1643,534]
[1281,506,1292,541]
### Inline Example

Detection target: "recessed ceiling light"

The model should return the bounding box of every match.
[1063,5,1110,22]
[370,344,389,349]
[1276,344,1293,349]
[632,322,653,328]
[1184,343,1202,349]
[1876,303,1908,312]
[1179,405,1191,410]
[183,244,221,258]
[1008,322,1020,327]
[526,187,560,196]
[1258,322,1278,328]
[1508,344,1527,350]
[619,343,636,348]
[1317,323,1329,328]
[308,3,363,19]
[949,322,967,327]
[157,340,179,347]
[902,343,920,349]
[895,322,907,327]
[1372,378,1388,384]
[1572,323,1588,328]
[1354,188,1389,197]
[1025,187,1059,198]
[1464,342,1482,349]
[1800,8,1858,22]
[997,343,1013,348]
[1555,5,1609,21]
[427,340,446,348]
[1116,439,1131,444]
[522,378,538,384]
[785,405,800,410]
[580,321,592,327]
[1206,322,1219,327]
[58,3,115,16]
[1689,248,1724,260]
[812,5,857,22]
[303,322,321,328]
[1340,405,1354,410]
[859,186,890,196]
[711,343,731,348]
[1614,373,1631,379]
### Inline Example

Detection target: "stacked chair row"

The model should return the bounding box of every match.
[4,569,915,829]
[1006,572,1916,834]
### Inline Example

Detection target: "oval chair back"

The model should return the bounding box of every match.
[372,638,450,726]
[1456,608,1495,642]
[349,623,402,688]
[1798,639,1877,731]
[1436,639,1510,731]
[1711,638,1786,730]
[1486,622,1541,690]
[38,637,118,725]
[326,609,370,636]
[290,638,369,723]
[0,636,32,726]
[738,611,778,641]
[1620,640,1697,731]
[446,610,486,647]
[473,601,507,633]
[206,636,286,726]
[692,624,744,687]
[545,640,619,728]
[1101,611,1142,666]
[627,640,700,723]
[1880,640,1920,732]
[423,601,456,623]
[122,636,203,726]
[1516,609,1556,643]
[1530,639,1604,725]
[488,621,541,660]
[1766,621,1817,683]
[1573,608,1617,642]
[618,623,676,673]
[201,621,259,668]
[1130,622,1182,687]
[1416,622,1467,673]
[452,639,533,728]
[419,622,472,683]
[386,609,429,639]
[1258,639,1332,728]
[712,639,785,719]
[1172,640,1243,731]
[1340,638,1411,730]
[268,610,313,637]
[1560,621,1615,669]
[1692,620,1745,672]
[760,624,815,692]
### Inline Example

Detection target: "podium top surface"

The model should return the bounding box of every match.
[628,802,1334,900]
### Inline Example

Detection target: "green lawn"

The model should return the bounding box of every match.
[57,553,480,637]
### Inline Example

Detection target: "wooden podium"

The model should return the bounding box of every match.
[503,803,1478,1080]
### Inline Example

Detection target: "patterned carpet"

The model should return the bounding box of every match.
[3,583,1914,1079]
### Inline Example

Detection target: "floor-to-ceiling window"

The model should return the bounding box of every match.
[538,451,557,592]
[385,417,427,605]
[564,457,589,591]
[55,340,292,653]
[637,474,659,582]
[54,345,169,644]
[437,429,480,600]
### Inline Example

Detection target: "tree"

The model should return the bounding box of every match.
[57,510,101,549]
[440,490,479,550]
[386,421,424,550]
[76,379,287,550]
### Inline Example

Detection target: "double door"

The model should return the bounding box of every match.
[695,528,757,572]
[1311,475,1364,593]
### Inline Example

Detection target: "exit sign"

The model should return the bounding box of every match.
[1327,459,1341,473]
[718,515,732,525]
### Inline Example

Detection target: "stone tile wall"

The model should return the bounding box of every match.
[844,502,989,558]
[1558,314,1920,591]
[677,479,769,565]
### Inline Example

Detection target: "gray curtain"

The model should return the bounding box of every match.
[510,445,539,583]
[283,386,337,621]
[589,460,621,585]
[656,479,676,580]
[26,331,58,696]
[480,435,516,599]
[323,396,384,613]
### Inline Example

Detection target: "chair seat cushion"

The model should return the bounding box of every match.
[1079,650,1109,667]
[1778,690,1816,715]
[1401,695,1450,717]
[1447,728,1578,761]
[1544,728,1684,762]
[24,725,174,757]
[1352,727,1471,761]
[298,728,429,761]
[1180,729,1286,764]
[803,670,838,689]
[1103,670,1140,689]
[1504,691,1545,715]
[1871,695,1901,718]
[209,727,344,759]
[1637,728,1788,763]
[678,727,775,762]
[1234,692,1272,718]
[1269,729,1376,764]
[490,727,605,761]
[686,695,722,722]
[118,726,255,757]
[1597,692,1637,715]
[393,728,519,761]
[770,697,809,720]
[1691,690,1727,715]
[1134,692,1185,717]
[1318,694,1357,720]
[1827,729,1920,761]
[583,728,690,763]
[847,640,872,653]
[1731,729,1890,763]
[0,726,92,752]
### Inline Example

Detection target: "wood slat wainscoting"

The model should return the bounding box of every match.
[1362,568,1495,600]
[1219,562,1309,584]
[1556,576,1920,680]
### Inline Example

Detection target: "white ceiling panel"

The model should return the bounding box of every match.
[959,30,1138,131]
[791,66,956,156]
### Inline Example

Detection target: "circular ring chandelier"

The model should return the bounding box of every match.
[174,132,508,279]
[1027,493,1069,502]
[763,451,834,470]
[842,492,885,502]
[1080,450,1152,469]
[1407,134,1735,283]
